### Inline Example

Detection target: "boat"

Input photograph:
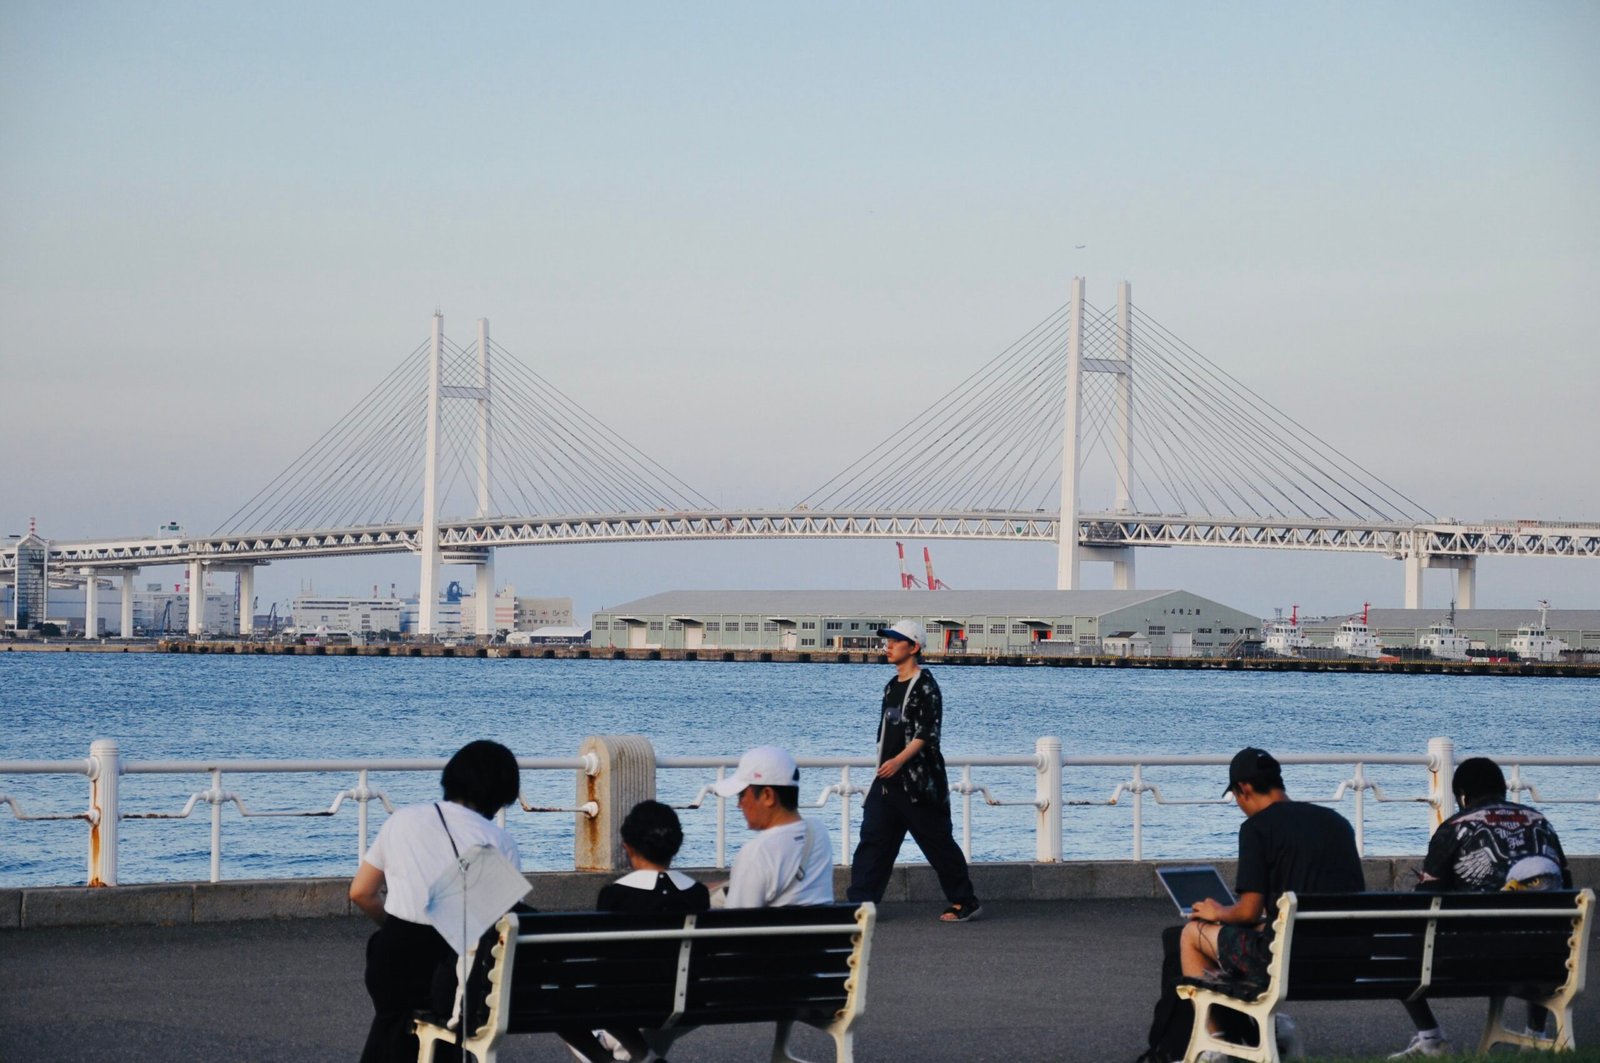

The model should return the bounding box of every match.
[1419,603,1471,661]
[1509,600,1568,663]
[1263,605,1310,658]
[1333,603,1382,659]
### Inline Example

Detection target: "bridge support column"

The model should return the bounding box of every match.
[81,569,99,638]
[474,553,495,638]
[237,566,254,637]
[119,572,134,638]
[1404,552,1424,609]
[1454,558,1476,610]
[187,561,205,636]
[418,313,444,636]
[1081,545,1136,590]
[1056,277,1086,589]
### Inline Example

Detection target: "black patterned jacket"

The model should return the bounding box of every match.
[876,668,950,805]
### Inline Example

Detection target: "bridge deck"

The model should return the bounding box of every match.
[5,898,1595,1061]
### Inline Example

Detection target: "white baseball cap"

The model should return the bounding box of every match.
[877,618,927,648]
[712,745,800,797]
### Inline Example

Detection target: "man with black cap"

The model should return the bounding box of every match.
[846,618,981,922]
[1136,747,1364,1062]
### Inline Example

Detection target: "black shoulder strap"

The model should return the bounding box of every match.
[434,802,460,858]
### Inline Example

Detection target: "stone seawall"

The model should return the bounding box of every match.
[6,855,1597,930]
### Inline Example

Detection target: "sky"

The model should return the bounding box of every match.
[3,1,1597,621]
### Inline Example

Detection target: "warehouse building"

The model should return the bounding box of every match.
[591,589,1261,656]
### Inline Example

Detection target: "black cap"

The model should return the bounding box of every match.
[1223,747,1280,796]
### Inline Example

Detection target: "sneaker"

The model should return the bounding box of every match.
[1196,1052,1232,1063]
[1388,1031,1449,1057]
[940,900,983,922]
[1275,1013,1304,1060]
[596,1031,629,1061]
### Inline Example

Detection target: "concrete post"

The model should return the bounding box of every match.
[474,318,496,639]
[1456,558,1476,610]
[187,560,205,636]
[82,569,99,638]
[1036,736,1063,862]
[474,561,495,638]
[119,572,134,638]
[237,566,254,637]
[1114,280,1134,514]
[419,313,444,636]
[1404,549,1424,609]
[576,735,656,871]
[1056,278,1086,590]
[1427,736,1455,832]
[88,738,121,886]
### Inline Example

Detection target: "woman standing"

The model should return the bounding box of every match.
[349,739,522,1063]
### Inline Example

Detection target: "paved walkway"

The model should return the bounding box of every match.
[3,899,1595,1061]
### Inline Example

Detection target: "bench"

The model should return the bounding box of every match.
[1176,888,1593,1063]
[414,902,876,1063]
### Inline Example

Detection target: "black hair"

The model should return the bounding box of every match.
[619,800,685,866]
[768,785,800,812]
[441,740,521,816]
[1453,757,1507,805]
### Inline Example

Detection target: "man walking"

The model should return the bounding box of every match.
[846,618,981,922]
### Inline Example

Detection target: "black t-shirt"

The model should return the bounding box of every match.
[1235,800,1364,921]
[879,676,912,764]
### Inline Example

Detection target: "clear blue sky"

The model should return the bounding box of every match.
[3,2,1597,618]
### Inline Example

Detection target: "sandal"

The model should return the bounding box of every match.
[939,901,982,922]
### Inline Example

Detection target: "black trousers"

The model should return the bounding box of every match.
[359,915,461,1063]
[1144,924,1257,1062]
[846,779,977,907]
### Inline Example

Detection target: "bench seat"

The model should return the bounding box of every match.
[416,902,876,1063]
[1175,888,1592,1062]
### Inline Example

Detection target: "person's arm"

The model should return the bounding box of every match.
[877,737,926,778]
[1416,816,1456,888]
[1190,891,1264,926]
[349,860,387,925]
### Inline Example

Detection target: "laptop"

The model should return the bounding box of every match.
[1156,865,1235,918]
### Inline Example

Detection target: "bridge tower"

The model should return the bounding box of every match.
[417,314,496,637]
[1056,278,1137,590]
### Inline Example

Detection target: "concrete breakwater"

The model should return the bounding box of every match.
[7,855,1598,930]
[137,640,1600,676]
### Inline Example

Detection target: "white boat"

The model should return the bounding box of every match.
[1419,603,1471,661]
[1509,600,1568,663]
[1263,605,1310,658]
[1333,603,1382,659]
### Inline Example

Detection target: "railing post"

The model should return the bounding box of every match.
[576,735,655,871]
[1352,762,1366,857]
[210,768,223,883]
[1132,762,1144,862]
[839,766,852,864]
[715,766,727,869]
[88,738,121,886]
[961,764,973,859]
[1036,736,1062,862]
[1427,736,1455,832]
[356,768,370,862]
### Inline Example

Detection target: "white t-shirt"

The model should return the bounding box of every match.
[726,816,834,909]
[363,801,521,924]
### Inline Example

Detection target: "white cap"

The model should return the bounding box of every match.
[712,745,800,797]
[877,618,927,648]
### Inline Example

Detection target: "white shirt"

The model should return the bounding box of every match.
[363,801,521,924]
[726,816,834,908]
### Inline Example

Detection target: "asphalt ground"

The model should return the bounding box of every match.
[2,899,1596,1062]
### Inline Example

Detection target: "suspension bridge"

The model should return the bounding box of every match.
[5,279,1597,636]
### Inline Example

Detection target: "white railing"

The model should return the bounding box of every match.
[2,736,1597,886]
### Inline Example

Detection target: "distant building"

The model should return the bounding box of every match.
[1,580,235,636]
[8,532,48,630]
[292,583,574,637]
[590,589,1260,656]
[291,593,405,637]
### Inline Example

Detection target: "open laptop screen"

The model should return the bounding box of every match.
[1156,865,1235,917]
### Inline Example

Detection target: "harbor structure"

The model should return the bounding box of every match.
[1,581,233,636]
[590,589,1261,656]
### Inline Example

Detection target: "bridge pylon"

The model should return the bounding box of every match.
[1057,277,1136,590]
[418,313,496,637]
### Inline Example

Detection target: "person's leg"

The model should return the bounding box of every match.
[361,918,446,1063]
[1402,999,1439,1030]
[1179,919,1222,978]
[1144,924,1195,1061]
[898,791,978,909]
[846,781,909,903]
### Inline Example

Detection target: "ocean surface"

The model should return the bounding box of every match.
[1,654,1596,887]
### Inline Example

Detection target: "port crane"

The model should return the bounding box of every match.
[895,542,951,590]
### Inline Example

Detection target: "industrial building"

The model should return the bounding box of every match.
[1,581,235,636]
[293,584,573,639]
[590,590,1262,656]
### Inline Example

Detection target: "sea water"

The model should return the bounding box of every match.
[0,653,1595,886]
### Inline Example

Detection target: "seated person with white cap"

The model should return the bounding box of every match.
[713,745,835,908]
